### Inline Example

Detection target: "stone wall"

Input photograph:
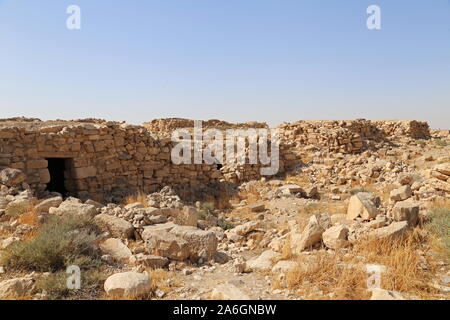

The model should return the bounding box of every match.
[0,119,283,202]
[278,119,430,154]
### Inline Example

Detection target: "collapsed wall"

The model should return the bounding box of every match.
[143,118,268,134]
[278,119,430,154]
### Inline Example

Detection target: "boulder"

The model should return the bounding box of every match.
[248,203,265,213]
[322,225,349,249]
[145,225,217,262]
[347,192,379,220]
[129,254,169,269]
[278,184,304,196]
[391,201,419,226]
[246,250,280,272]
[0,277,35,299]
[99,238,132,261]
[0,168,26,187]
[230,221,261,236]
[292,213,331,253]
[94,213,134,239]
[34,196,63,213]
[370,221,408,239]
[390,185,412,202]
[53,198,97,218]
[104,272,151,298]
[304,186,319,199]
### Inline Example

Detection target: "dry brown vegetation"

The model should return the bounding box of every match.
[280,230,442,300]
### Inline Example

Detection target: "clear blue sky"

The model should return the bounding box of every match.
[1,0,449,128]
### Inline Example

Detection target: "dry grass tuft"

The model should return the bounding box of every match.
[285,252,369,300]
[352,231,439,299]
[283,231,441,299]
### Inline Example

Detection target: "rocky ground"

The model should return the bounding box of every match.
[0,133,449,300]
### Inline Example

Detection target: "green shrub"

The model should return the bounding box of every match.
[435,139,448,147]
[197,202,215,220]
[1,213,102,272]
[425,207,450,260]
[217,219,234,230]
[36,269,107,300]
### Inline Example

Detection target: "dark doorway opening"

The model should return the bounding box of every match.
[46,158,69,196]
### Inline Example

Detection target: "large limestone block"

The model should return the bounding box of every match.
[145,225,217,262]
[292,213,331,253]
[322,224,349,249]
[73,166,97,179]
[246,250,280,272]
[370,221,408,239]
[347,192,379,220]
[391,201,419,226]
[54,198,98,218]
[390,185,412,202]
[99,238,132,261]
[94,214,134,239]
[104,272,151,299]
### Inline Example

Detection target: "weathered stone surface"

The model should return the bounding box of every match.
[53,198,98,218]
[174,206,198,227]
[278,184,304,195]
[292,213,331,253]
[391,201,419,226]
[435,163,450,176]
[370,221,408,239]
[0,168,26,187]
[34,196,63,213]
[0,277,34,299]
[230,221,261,237]
[210,283,251,300]
[271,260,298,273]
[347,192,379,220]
[145,225,217,262]
[322,224,349,249]
[99,238,132,261]
[104,272,151,298]
[390,185,412,202]
[246,250,280,272]
[73,166,97,179]
[94,214,134,239]
[129,254,169,269]
[141,222,177,241]
[248,203,265,212]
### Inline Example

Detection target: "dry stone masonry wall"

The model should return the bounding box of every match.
[0,118,430,202]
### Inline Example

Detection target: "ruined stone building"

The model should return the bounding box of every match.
[0,117,429,203]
